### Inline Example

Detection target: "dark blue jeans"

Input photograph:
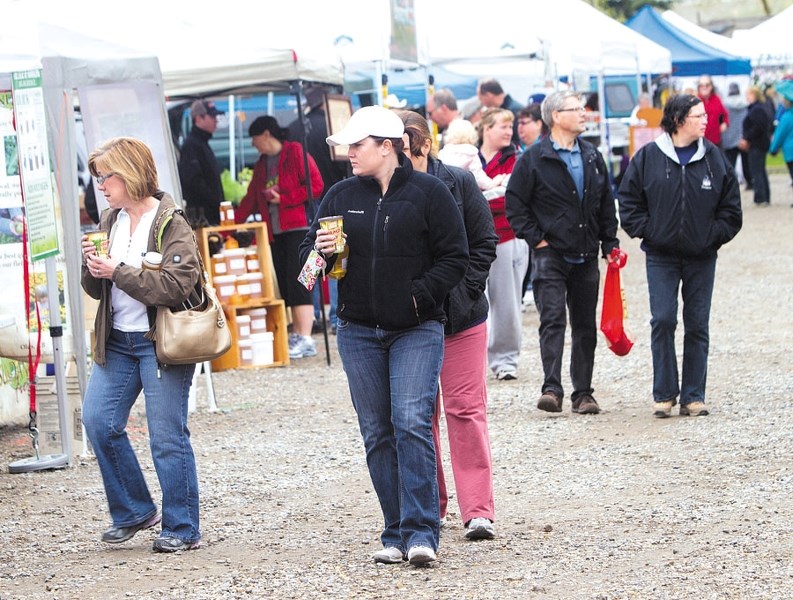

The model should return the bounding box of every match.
[645,253,717,406]
[82,330,200,543]
[532,248,600,401]
[748,147,769,204]
[336,318,443,553]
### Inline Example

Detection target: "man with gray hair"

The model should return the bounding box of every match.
[426,88,461,148]
[505,91,620,416]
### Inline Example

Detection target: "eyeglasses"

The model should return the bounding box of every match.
[95,172,115,185]
[688,113,708,120]
[517,119,535,126]
[557,107,586,114]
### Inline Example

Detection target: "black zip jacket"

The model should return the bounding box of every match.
[617,134,742,258]
[505,135,619,260]
[299,155,469,330]
[429,158,497,335]
[178,127,223,225]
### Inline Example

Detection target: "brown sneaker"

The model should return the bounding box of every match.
[653,399,677,418]
[537,390,562,413]
[680,401,709,417]
[572,394,600,414]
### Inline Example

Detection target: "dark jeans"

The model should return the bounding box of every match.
[645,253,716,406]
[724,147,752,187]
[748,147,769,203]
[532,248,600,401]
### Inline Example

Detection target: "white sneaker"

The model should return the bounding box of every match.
[465,517,495,540]
[496,368,517,381]
[288,335,317,359]
[407,545,436,566]
[373,547,404,564]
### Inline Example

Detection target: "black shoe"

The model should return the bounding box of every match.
[311,320,325,334]
[101,512,161,544]
[152,535,200,553]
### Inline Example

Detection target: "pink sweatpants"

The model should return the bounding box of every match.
[432,321,495,524]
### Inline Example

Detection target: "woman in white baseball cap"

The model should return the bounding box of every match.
[301,105,469,566]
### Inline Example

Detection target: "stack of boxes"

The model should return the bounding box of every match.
[210,237,273,367]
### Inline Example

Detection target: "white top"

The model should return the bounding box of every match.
[109,207,158,332]
[438,143,502,191]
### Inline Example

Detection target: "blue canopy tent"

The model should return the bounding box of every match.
[626,6,752,76]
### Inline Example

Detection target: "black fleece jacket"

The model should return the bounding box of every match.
[299,155,469,330]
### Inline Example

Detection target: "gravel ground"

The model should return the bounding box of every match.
[1,174,792,600]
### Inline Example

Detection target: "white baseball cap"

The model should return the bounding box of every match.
[326,105,405,147]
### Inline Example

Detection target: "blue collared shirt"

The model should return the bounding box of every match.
[552,137,586,264]
[552,137,584,201]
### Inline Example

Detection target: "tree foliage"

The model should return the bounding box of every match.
[594,0,674,22]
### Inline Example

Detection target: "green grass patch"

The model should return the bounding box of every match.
[767,152,787,173]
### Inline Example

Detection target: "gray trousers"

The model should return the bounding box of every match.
[485,238,529,374]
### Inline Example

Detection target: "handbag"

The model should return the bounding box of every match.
[153,209,232,364]
[600,248,634,356]
[155,279,232,365]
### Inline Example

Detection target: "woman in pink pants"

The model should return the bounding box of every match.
[399,111,499,539]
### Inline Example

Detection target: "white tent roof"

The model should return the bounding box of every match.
[661,10,748,58]
[422,0,671,78]
[732,5,793,67]
[30,1,345,99]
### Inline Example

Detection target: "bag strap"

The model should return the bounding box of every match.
[154,206,212,305]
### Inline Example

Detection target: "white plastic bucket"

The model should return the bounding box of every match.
[250,332,274,366]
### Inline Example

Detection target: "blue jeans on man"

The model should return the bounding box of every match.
[336,318,443,553]
[645,252,716,406]
[82,329,200,544]
[532,248,600,401]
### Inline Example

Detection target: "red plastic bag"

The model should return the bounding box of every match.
[600,248,634,356]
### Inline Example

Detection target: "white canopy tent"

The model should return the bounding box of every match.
[1,8,172,437]
[420,0,671,103]
[732,5,793,68]
[660,10,747,57]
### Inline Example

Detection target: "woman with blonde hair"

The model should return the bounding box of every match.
[81,137,203,552]
[478,108,527,381]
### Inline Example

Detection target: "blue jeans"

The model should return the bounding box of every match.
[82,329,200,543]
[313,278,338,328]
[645,253,716,406]
[532,248,600,400]
[336,318,443,552]
[747,147,769,204]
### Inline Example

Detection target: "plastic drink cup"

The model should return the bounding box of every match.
[86,230,108,258]
[142,252,163,271]
[318,215,345,254]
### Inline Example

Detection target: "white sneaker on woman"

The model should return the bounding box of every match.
[407,545,436,566]
[373,547,404,564]
[464,517,495,540]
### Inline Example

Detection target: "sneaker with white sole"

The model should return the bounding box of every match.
[464,517,495,540]
[653,399,677,418]
[407,545,436,566]
[373,547,404,564]
[496,368,517,381]
[288,335,317,359]
[680,401,709,417]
